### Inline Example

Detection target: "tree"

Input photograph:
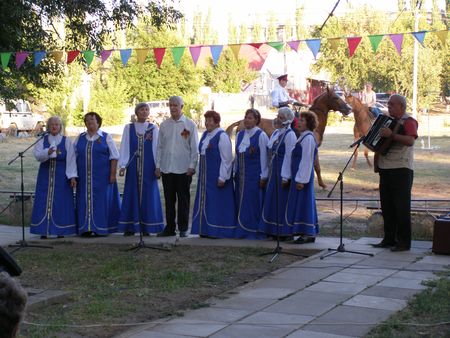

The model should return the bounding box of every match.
[295,5,308,40]
[267,13,277,41]
[228,16,238,44]
[239,24,249,43]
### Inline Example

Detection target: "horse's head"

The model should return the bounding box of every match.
[317,87,351,116]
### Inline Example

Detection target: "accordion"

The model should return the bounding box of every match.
[363,115,402,155]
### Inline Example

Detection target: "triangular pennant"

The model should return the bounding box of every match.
[189,46,202,66]
[412,31,426,47]
[389,34,403,55]
[210,45,223,65]
[248,43,263,49]
[328,38,341,51]
[171,47,185,66]
[67,50,80,64]
[306,39,321,59]
[1,52,11,70]
[368,35,384,53]
[49,51,64,63]
[100,50,113,64]
[347,37,362,57]
[267,41,284,51]
[136,48,150,66]
[435,30,448,45]
[153,48,166,68]
[34,51,46,67]
[15,52,29,69]
[229,44,241,60]
[83,50,95,67]
[120,49,132,66]
[287,41,300,52]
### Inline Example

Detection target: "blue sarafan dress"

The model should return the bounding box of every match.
[30,136,76,236]
[234,129,266,239]
[285,131,319,236]
[118,123,164,233]
[191,129,236,238]
[260,128,295,236]
[76,132,120,235]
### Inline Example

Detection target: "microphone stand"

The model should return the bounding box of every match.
[125,146,169,253]
[320,136,373,259]
[9,133,53,252]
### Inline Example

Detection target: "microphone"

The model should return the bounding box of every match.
[349,135,366,148]
[36,131,49,137]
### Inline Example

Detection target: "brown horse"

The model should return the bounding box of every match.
[226,87,351,189]
[344,93,374,169]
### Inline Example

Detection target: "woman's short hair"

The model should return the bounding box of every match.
[134,102,149,115]
[84,112,102,128]
[244,108,261,125]
[278,107,294,124]
[46,116,63,133]
[300,111,319,131]
[204,110,221,124]
[0,272,27,338]
[169,96,184,106]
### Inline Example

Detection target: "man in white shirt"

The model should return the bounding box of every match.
[155,96,199,237]
[361,82,381,118]
[271,74,295,108]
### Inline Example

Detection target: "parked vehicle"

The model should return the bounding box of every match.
[146,100,170,126]
[376,93,390,105]
[0,100,45,136]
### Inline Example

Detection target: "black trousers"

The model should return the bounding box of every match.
[161,173,192,233]
[379,168,414,248]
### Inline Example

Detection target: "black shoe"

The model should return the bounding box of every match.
[293,236,315,244]
[123,231,135,237]
[179,231,188,238]
[371,241,395,248]
[57,235,64,239]
[40,235,47,239]
[279,236,294,242]
[391,246,410,252]
[143,232,150,236]
[80,231,93,237]
[157,231,176,237]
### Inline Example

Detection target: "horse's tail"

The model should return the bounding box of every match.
[225,120,242,136]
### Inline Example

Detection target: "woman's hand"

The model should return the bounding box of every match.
[296,183,304,190]
[119,168,126,177]
[70,178,77,188]
[259,179,267,189]
[281,179,290,189]
[217,179,225,188]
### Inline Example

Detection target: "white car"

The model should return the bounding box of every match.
[0,100,45,136]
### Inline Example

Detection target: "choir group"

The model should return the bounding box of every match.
[30,98,319,244]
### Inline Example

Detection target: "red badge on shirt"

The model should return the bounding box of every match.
[181,128,190,139]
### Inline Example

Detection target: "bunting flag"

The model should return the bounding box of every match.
[1,52,11,70]
[389,34,403,55]
[347,37,362,57]
[49,51,64,63]
[229,44,241,60]
[153,48,166,68]
[248,43,263,49]
[34,51,46,67]
[412,31,426,47]
[306,39,321,59]
[435,30,448,45]
[15,52,29,69]
[83,50,95,67]
[327,38,341,51]
[267,41,284,51]
[136,48,150,66]
[67,50,80,64]
[171,47,185,66]
[189,46,202,66]
[287,41,300,52]
[120,49,132,66]
[100,50,113,64]
[368,35,384,53]
[210,45,223,65]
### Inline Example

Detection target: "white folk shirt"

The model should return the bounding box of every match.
[156,114,199,174]
[361,90,376,107]
[294,130,315,184]
[119,122,158,169]
[271,85,290,108]
[73,129,119,160]
[33,133,77,179]
[200,127,233,182]
[267,126,296,181]
[236,127,269,179]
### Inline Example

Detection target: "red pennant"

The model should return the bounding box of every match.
[153,48,166,68]
[347,37,362,57]
[248,43,263,49]
[67,50,80,64]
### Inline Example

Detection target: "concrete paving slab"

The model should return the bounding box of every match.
[286,330,357,338]
[127,331,196,338]
[238,311,313,325]
[343,267,396,277]
[354,258,412,269]
[149,320,226,337]
[236,287,296,299]
[390,270,437,281]
[292,259,350,269]
[304,281,367,295]
[209,323,298,338]
[304,305,393,337]
[272,266,342,282]
[419,255,450,265]
[360,285,422,300]
[343,294,407,311]
[207,295,276,311]
[316,255,366,265]
[406,262,449,271]
[323,271,385,286]
[173,307,250,323]
[249,276,312,290]
[374,250,424,262]
[378,277,427,290]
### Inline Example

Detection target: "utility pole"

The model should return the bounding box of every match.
[411,0,422,119]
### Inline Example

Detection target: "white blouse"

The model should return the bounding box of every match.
[236,127,269,179]
[267,127,296,181]
[200,127,233,182]
[73,129,119,160]
[294,130,315,184]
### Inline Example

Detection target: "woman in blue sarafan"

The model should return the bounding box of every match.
[191,110,236,238]
[118,103,164,236]
[285,111,319,244]
[234,108,269,239]
[30,116,77,239]
[259,107,296,238]
[74,112,120,237]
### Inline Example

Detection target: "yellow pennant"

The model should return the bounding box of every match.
[135,48,149,65]
[229,45,241,60]
[435,30,448,45]
[49,51,64,63]
[328,38,341,51]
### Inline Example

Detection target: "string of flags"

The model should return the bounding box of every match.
[0,29,447,71]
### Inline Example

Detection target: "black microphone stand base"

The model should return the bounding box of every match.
[126,237,171,252]
[260,243,308,263]
[320,243,373,260]
[9,240,53,254]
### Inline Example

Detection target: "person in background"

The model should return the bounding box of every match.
[0,272,27,338]
[118,103,164,236]
[372,94,418,252]
[285,111,319,244]
[271,74,296,108]
[361,82,382,118]
[30,116,77,239]
[155,96,199,238]
[191,110,236,238]
[74,112,120,237]
[234,108,269,239]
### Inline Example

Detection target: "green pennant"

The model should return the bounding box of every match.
[267,42,285,52]
[1,52,12,70]
[83,50,95,67]
[368,35,384,53]
[171,47,185,66]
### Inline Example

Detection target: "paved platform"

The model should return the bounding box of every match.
[1,225,449,338]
